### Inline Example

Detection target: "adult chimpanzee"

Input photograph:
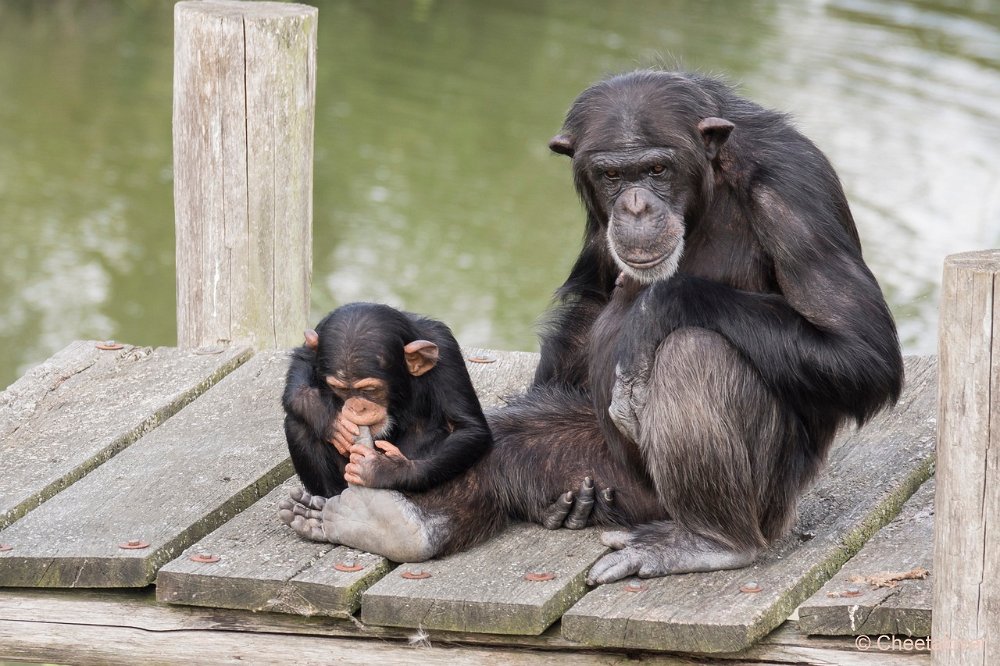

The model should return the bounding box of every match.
[280,303,492,497]
[279,70,904,584]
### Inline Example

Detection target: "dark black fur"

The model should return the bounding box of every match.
[456,70,900,573]
[515,70,902,568]
[282,302,492,497]
[282,71,903,581]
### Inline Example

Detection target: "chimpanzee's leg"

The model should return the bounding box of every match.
[486,387,666,529]
[588,328,794,584]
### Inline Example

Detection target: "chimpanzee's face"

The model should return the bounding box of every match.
[549,75,733,284]
[584,146,688,284]
[325,373,392,436]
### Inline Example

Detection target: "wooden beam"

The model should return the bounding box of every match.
[0,588,931,664]
[173,1,317,349]
[933,250,1000,665]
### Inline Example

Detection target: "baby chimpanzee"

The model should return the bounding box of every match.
[281,302,492,498]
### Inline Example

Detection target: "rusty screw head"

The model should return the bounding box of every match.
[843,586,863,597]
[740,581,763,593]
[189,553,221,564]
[401,570,431,580]
[334,561,364,572]
[624,581,646,593]
[467,354,497,364]
[0,544,12,552]
[119,539,150,550]
[524,571,556,582]
[96,340,124,351]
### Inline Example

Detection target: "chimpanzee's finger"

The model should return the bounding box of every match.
[374,440,405,458]
[348,444,375,460]
[564,477,596,529]
[336,416,360,437]
[541,491,574,529]
[601,488,615,505]
[332,431,353,455]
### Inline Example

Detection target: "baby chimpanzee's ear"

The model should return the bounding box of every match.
[403,340,439,376]
[303,329,319,349]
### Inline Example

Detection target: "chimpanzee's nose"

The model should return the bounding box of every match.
[622,188,649,216]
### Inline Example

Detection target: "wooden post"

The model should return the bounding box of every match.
[933,249,1000,665]
[173,1,317,349]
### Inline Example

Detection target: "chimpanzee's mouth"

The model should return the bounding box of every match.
[623,253,669,269]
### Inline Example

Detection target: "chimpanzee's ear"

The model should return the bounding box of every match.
[304,329,319,349]
[549,134,575,157]
[403,340,439,377]
[697,117,735,161]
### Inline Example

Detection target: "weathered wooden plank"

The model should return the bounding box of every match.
[156,477,391,617]
[0,351,293,587]
[361,523,609,635]
[462,346,539,409]
[153,347,538,616]
[0,588,930,664]
[174,1,316,349]
[933,250,1000,666]
[561,355,937,653]
[798,478,934,637]
[0,340,251,530]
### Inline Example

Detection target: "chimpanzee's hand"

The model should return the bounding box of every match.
[330,414,360,456]
[541,477,615,529]
[345,440,409,486]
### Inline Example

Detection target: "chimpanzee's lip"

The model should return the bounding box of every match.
[622,253,669,269]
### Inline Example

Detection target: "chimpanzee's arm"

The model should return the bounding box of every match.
[283,347,349,497]
[613,187,902,433]
[282,347,337,440]
[534,239,618,387]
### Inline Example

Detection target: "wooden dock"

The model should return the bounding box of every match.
[2,2,996,663]
[0,341,939,664]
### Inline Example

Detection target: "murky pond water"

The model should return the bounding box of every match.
[1,0,998,389]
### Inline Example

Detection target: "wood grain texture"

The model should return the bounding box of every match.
[798,478,934,637]
[0,588,930,664]
[156,477,390,617]
[933,250,1000,666]
[561,356,938,653]
[0,351,293,588]
[361,523,609,635]
[0,341,251,530]
[461,347,539,409]
[173,1,316,349]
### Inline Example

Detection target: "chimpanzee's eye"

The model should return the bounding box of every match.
[604,169,621,181]
[649,164,666,176]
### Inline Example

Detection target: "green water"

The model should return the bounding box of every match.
[1,0,998,389]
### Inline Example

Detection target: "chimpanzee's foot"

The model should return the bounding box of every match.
[279,485,444,562]
[586,523,759,585]
[608,362,650,443]
[541,477,615,529]
[278,487,330,542]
